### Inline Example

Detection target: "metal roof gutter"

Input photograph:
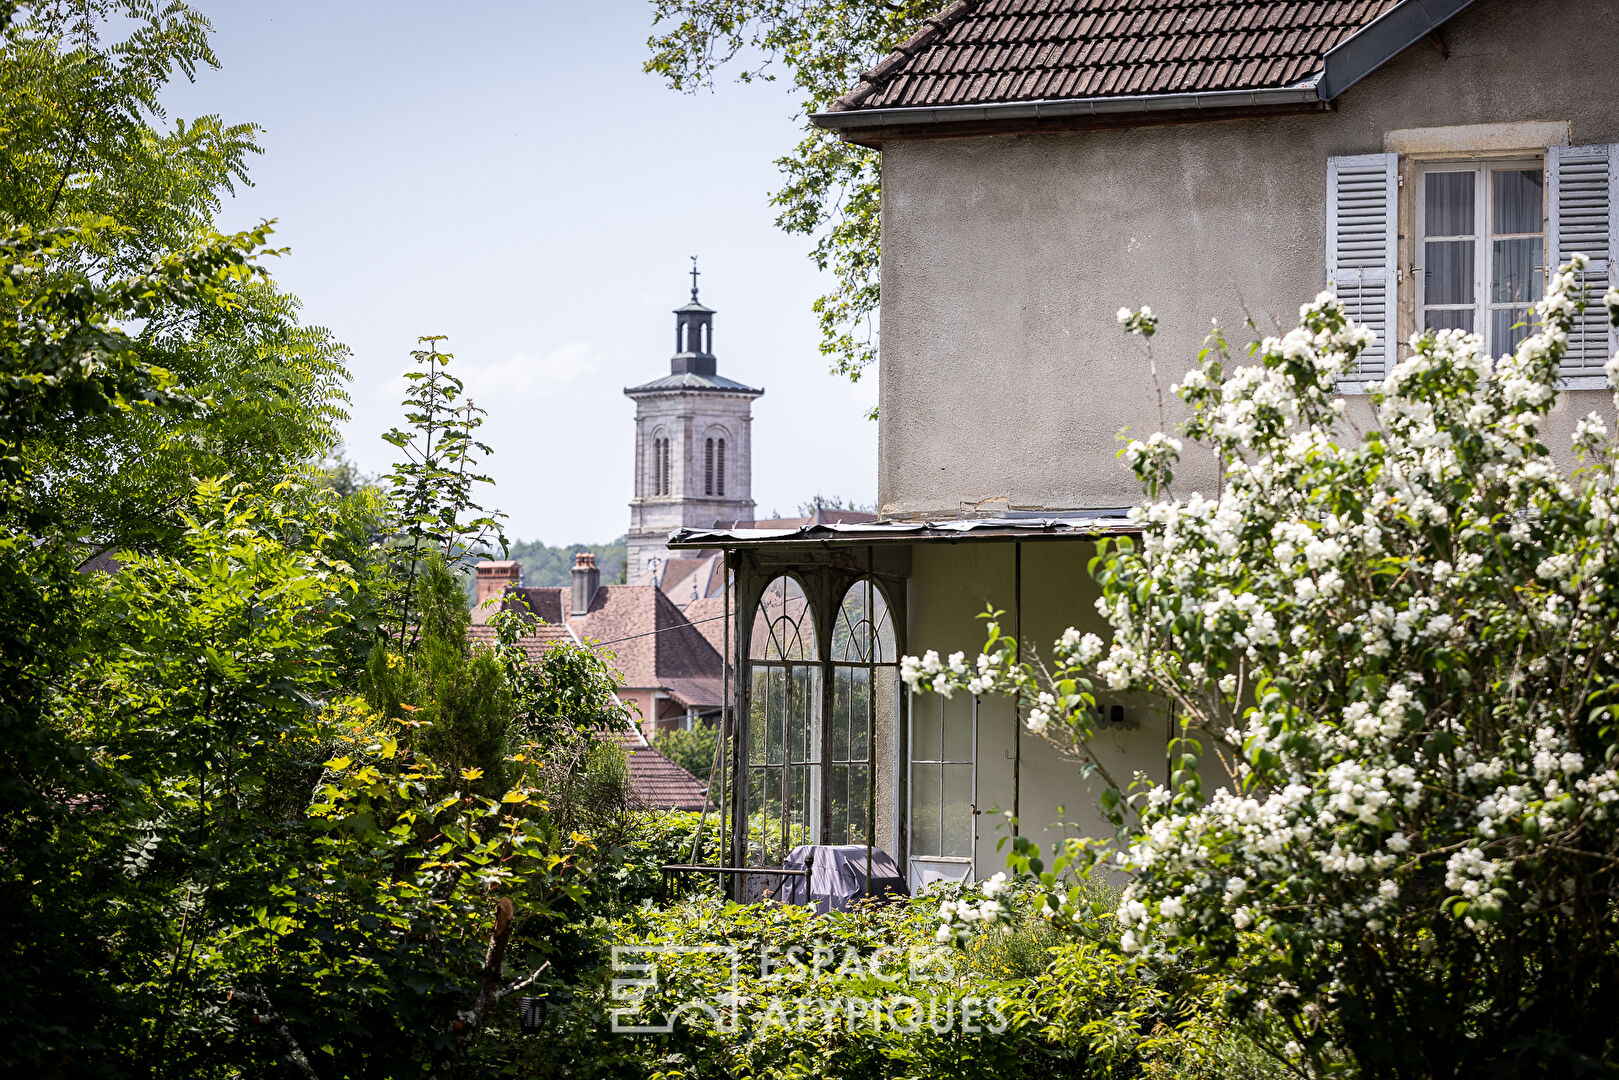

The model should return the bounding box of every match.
[811,82,1324,133]
[811,0,1478,134]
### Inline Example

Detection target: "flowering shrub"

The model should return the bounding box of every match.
[496,887,1270,1080]
[909,260,1619,1076]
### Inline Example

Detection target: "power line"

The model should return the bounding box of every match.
[575,611,729,649]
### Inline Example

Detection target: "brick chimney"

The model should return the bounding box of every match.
[473,560,520,624]
[571,551,600,616]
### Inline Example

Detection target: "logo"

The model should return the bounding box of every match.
[608,943,1008,1036]
[610,945,742,1034]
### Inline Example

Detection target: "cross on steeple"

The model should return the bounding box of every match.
[689,255,700,301]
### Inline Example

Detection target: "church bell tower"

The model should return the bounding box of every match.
[624,260,763,581]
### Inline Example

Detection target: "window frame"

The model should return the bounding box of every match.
[1413,157,1546,357]
[906,691,977,890]
[734,567,906,872]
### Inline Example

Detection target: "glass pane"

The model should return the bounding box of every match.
[787,666,807,763]
[751,576,816,661]
[787,764,815,851]
[766,767,785,862]
[766,667,784,765]
[942,694,973,763]
[1424,170,1475,236]
[871,587,895,664]
[913,694,941,762]
[831,582,868,662]
[747,767,768,864]
[794,666,820,764]
[1426,307,1475,333]
[828,763,849,844]
[1493,168,1542,235]
[941,763,974,859]
[1424,240,1475,305]
[1493,307,1534,353]
[1492,237,1543,304]
[911,764,940,857]
[749,666,768,764]
[831,667,853,762]
[749,583,775,660]
[850,666,870,762]
[848,762,870,844]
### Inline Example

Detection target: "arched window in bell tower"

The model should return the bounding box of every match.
[705,438,715,496]
[652,435,673,497]
[717,438,726,497]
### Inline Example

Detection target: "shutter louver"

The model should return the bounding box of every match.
[1327,153,1398,381]
[1548,144,1618,379]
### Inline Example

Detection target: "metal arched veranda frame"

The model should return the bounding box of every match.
[724,549,908,891]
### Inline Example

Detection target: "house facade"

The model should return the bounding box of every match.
[671,0,1619,892]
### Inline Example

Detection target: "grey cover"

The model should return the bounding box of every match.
[780,844,909,913]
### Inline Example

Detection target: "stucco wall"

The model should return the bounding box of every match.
[905,538,1166,880]
[877,0,1619,518]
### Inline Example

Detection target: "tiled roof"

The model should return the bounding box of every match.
[570,584,725,696]
[681,593,733,659]
[625,371,763,395]
[467,592,575,662]
[661,676,725,709]
[612,728,710,811]
[831,0,1403,113]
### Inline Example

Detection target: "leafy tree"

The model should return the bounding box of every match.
[915,263,1619,1076]
[646,0,947,392]
[654,724,719,784]
[382,336,506,643]
[1,1,351,559]
[505,535,628,588]
[796,492,875,517]
[364,554,515,795]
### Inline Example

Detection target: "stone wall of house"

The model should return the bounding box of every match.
[877,0,1619,518]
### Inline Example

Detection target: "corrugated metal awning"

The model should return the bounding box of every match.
[667,510,1139,550]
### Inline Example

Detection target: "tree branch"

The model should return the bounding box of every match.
[230,988,320,1080]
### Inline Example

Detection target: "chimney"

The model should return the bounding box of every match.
[473,560,520,624]
[571,551,600,616]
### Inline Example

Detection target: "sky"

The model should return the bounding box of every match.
[161,1,878,546]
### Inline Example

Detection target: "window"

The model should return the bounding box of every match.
[1330,145,1618,384]
[660,437,671,495]
[1417,161,1544,355]
[704,438,715,496]
[908,692,975,889]
[828,579,897,846]
[747,576,819,866]
[740,573,901,870]
[716,439,726,497]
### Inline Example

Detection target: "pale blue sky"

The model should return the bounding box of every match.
[163,1,877,545]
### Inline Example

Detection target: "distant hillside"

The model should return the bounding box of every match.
[506,536,628,588]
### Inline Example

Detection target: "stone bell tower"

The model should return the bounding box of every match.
[624,259,763,581]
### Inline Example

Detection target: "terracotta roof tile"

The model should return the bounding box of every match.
[568,585,724,697]
[833,0,1402,112]
[613,729,710,812]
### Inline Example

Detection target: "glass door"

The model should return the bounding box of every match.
[907,691,976,890]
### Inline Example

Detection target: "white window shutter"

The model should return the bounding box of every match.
[1548,144,1618,378]
[1327,153,1398,380]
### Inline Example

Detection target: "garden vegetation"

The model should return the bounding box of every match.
[10,3,1619,1079]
